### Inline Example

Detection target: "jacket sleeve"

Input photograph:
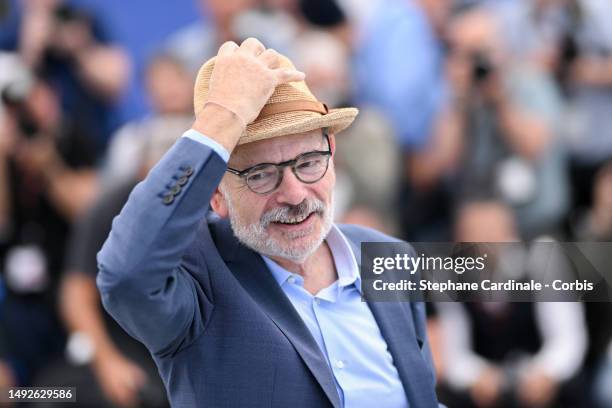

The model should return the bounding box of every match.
[96,137,226,356]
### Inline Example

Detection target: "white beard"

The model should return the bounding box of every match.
[221,185,334,263]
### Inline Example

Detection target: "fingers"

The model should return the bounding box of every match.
[258,48,280,69]
[274,68,306,85]
[240,37,265,56]
[218,41,239,56]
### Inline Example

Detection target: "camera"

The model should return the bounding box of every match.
[471,51,495,82]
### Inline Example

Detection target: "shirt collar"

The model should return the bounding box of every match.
[262,224,362,293]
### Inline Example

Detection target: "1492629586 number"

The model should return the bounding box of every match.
[2,387,76,402]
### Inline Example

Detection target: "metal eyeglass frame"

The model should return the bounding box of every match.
[226,131,332,195]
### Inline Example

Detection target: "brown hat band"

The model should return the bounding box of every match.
[256,101,328,120]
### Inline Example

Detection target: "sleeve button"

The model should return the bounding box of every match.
[184,166,194,176]
[177,176,189,186]
[162,194,174,205]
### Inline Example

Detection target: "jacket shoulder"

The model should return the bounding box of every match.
[337,224,417,259]
[337,223,404,244]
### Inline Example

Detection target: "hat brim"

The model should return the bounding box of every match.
[239,107,359,145]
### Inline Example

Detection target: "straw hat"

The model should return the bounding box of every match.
[193,53,359,145]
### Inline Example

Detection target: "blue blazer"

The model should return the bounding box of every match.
[97,137,441,407]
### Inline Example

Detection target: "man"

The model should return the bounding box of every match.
[97,38,440,407]
[13,0,130,151]
[57,118,191,408]
[438,202,586,408]
[102,53,194,191]
[0,53,98,386]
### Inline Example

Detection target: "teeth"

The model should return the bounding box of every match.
[278,213,310,224]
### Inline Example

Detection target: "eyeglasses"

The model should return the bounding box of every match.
[226,133,332,194]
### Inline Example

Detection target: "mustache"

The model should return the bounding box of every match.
[260,199,326,227]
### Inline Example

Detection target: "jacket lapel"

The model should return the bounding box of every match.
[210,218,438,407]
[340,226,439,408]
[367,301,438,407]
[211,219,341,408]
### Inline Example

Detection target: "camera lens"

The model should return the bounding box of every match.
[472,52,494,82]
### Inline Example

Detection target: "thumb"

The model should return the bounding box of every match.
[274,68,306,85]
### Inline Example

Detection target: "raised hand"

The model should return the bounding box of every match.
[192,38,305,153]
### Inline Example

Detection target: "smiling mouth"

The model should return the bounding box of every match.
[272,212,316,226]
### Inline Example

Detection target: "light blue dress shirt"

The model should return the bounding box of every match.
[183,129,408,407]
[182,129,230,162]
[262,226,408,408]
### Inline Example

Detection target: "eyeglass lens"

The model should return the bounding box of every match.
[246,152,330,193]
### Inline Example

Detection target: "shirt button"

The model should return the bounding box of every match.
[314,298,321,305]
[336,360,345,369]
[287,276,296,284]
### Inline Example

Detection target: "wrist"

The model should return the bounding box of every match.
[92,343,121,368]
[192,103,245,154]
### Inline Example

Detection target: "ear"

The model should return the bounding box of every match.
[328,132,337,158]
[210,187,229,218]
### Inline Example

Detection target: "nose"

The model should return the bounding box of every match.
[274,166,309,206]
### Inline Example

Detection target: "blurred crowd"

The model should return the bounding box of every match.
[1,0,611,407]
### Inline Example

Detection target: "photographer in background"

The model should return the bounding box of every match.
[14,0,130,152]
[0,53,98,386]
[408,6,569,240]
[554,0,612,212]
[53,118,191,408]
